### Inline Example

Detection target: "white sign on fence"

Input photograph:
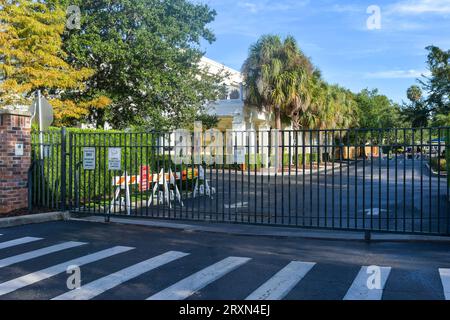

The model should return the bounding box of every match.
[83,147,96,170]
[108,148,121,170]
[15,144,24,156]
[43,145,51,158]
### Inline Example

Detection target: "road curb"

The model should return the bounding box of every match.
[72,215,450,243]
[0,211,71,228]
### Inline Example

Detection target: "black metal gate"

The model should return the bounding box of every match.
[30,127,450,235]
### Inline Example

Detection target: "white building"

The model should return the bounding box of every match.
[199,57,306,167]
[200,56,293,134]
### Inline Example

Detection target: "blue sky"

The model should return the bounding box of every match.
[198,0,450,104]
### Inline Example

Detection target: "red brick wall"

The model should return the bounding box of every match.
[0,112,31,215]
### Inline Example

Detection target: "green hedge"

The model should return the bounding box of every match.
[430,158,447,172]
[246,154,263,170]
[30,128,178,208]
[292,153,320,165]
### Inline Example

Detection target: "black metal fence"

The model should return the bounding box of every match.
[30,127,450,235]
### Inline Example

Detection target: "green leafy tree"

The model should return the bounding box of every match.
[355,89,402,129]
[60,0,224,129]
[419,46,449,118]
[401,85,429,128]
[0,0,105,125]
[229,89,240,100]
[195,113,219,130]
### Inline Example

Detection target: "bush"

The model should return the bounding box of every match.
[245,154,263,170]
[293,153,320,165]
[30,128,170,208]
[430,158,447,172]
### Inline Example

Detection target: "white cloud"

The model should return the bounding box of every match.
[239,2,258,13]
[390,0,450,15]
[329,4,362,13]
[237,0,310,14]
[365,69,431,79]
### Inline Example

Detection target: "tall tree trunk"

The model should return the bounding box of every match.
[275,106,282,130]
[274,106,282,170]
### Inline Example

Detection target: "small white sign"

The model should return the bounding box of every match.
[15,144,24,156]
[108,148,121,170]
[43,145,51,158]
[30,94,54,130]
[234,147,246,164]
[83,147,96,170]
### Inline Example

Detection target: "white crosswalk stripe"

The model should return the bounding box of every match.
[0,237,42,250]
[52,251,189,300]
[0,246,134,296]
[439,268,450,300]
[246,261,316,300]
[0,241,87,268]
[147,257,251,300]
[0,234,446,300]
[343,266,391,300]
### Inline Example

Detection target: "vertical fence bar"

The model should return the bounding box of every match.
[386,129,390,232]
[324,130,328,228]
[281,130,285,225]
[446,127,450,235]
[354,130,358,230]
[309,130,313,227]
[274,130,278,225]
[60,128,66,211]
[241,131,244,223]
[420,129,424,233]
[288,131,292,225]
[254,130,258,224]
[447,127,450,235]
[302,130,306,227]
[369,130,373,230]
[316,130,320,227]
[438,128,441,233]
[412,129,415,233]
[247,131,251,223]
[378,130,382,231]
[403,129,407,232]
[428,128,433,232]
[346,130,350,229]
[295,131,299,226]
[395,129,398,232]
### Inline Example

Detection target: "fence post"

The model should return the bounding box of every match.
[0,110,32,215]
[60,127,67,211]
[28,161,35,213]
[446,127,450,235]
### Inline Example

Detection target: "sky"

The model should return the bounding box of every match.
[198,0,450,104]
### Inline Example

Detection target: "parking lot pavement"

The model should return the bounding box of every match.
[124,157,449,234]
[0,220,449,300]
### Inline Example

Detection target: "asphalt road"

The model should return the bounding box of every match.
[107,156,449,235]
[0,220,449,300]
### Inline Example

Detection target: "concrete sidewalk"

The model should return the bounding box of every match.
[72,215,450,243]
[0,212,71,228]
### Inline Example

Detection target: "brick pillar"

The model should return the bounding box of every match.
[0,110,32,215]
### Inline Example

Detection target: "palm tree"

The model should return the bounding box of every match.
[402,85,429,127]
[242,35,314,130]
[407,85,422,103]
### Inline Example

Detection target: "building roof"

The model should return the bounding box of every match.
[199,57,243,87]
